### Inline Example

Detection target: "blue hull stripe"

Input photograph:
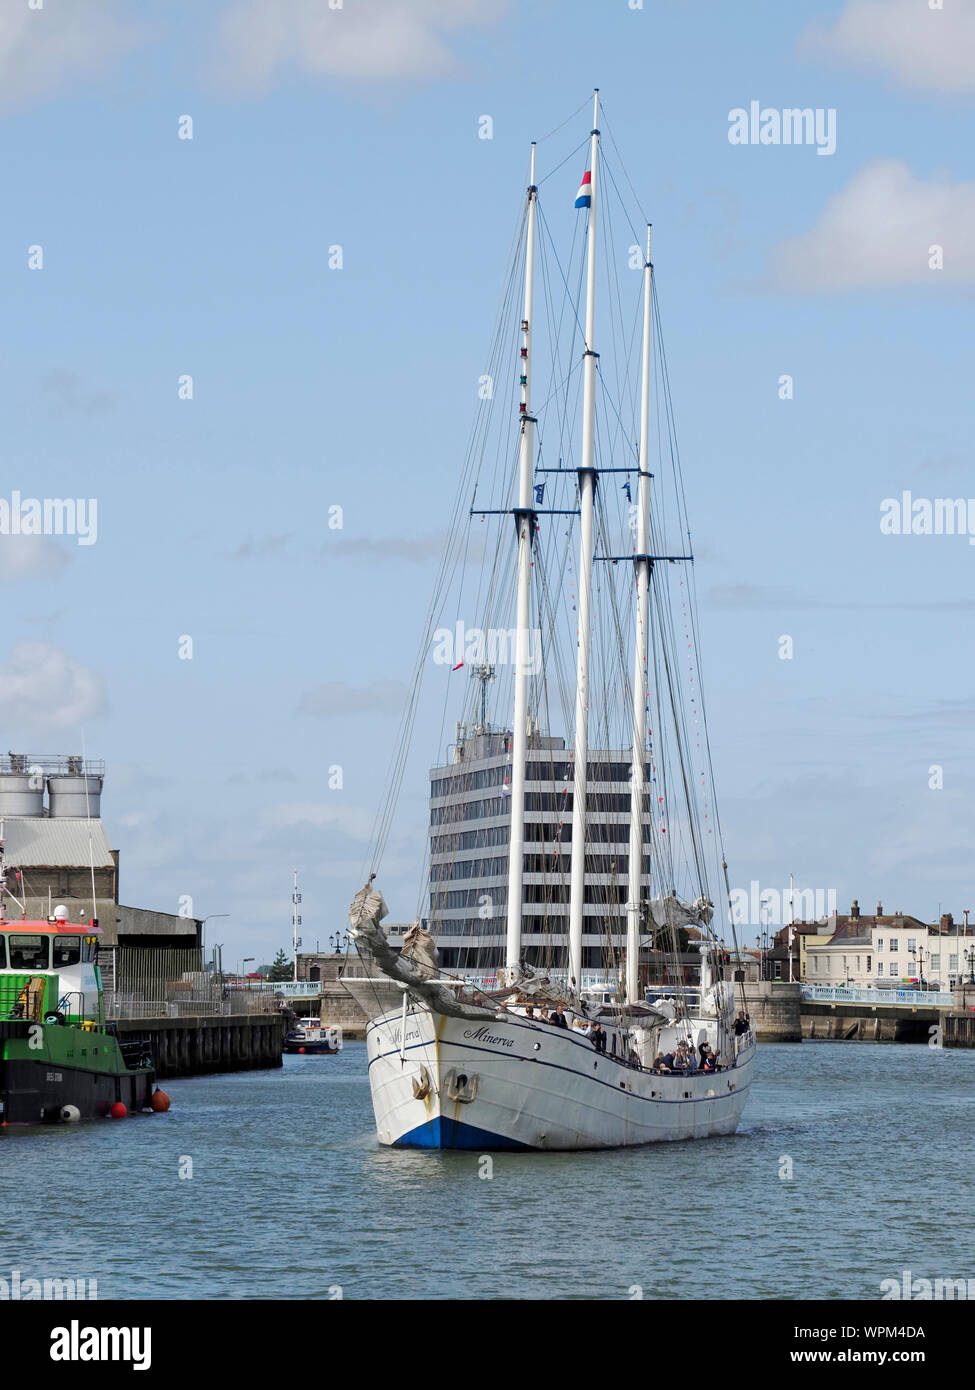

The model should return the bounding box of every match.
[393,1116,533,1150]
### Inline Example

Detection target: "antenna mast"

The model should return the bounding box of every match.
[292,870,302,983]
[568,90,600,991]
[470,663,496,731]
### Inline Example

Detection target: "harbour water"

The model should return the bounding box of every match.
[3,1041,972,1301]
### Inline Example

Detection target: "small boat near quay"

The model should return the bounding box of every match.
[283,1018,342,1054]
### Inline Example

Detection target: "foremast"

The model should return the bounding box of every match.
[568,90,600,990]
[626,226,653,1005]
[504,143,538,982]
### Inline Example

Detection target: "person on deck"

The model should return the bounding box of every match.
[590,1022,607,1053]
[550,1005,568,1029]
[733,1011,751,1037]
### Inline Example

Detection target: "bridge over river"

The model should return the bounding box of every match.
[799,984,969,1043]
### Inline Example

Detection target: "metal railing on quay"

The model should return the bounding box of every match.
[800,984,953,1007]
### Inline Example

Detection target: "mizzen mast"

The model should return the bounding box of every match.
[626,225,653,1005]
[568,90,600,991]
[504,142,538,982]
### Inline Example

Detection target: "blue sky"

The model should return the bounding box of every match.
[1,0,973,960]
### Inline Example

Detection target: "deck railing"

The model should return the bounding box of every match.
[0,975,48,1022]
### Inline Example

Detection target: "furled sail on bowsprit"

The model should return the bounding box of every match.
[349,878,497,1023]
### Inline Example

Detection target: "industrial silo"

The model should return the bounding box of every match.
[47,763,103,818]
[0,756,45,817]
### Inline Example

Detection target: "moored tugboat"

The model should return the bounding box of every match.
[0,905,158,1126]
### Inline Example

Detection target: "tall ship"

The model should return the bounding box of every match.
[0,849,157,1126]
[349,93,754,1150]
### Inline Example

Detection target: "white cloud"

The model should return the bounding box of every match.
[39,369,115,419]
[233,533,292,561]
[0,1,145,106]
[215,0,503,92]
[0,641,106,729]
[327,533,444,564]
[799,0,975,95]
[0,535,71,585]
[767,159,975,291]
[297,679,407,717]
[258,801,375,841]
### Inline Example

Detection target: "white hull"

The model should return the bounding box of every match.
[366,1005,754,1150]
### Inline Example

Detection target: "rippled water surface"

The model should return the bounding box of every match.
[3,1041,973,1300]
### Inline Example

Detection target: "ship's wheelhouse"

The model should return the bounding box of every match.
[0,928,98,973]
[0,920,103,1023]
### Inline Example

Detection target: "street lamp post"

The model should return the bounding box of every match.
[240,956,254,988]
[201,912,229,953]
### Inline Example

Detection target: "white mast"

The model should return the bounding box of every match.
[292,869,301,983]
[568,90,600,991]
[504,143,539,982]
[626,225,653,1006]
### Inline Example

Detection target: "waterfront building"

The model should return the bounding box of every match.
[800,900,975,988]
[762,921,824,980]
[386,727,654,977]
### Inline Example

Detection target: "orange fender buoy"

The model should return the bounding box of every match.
[150,1089,171,1113]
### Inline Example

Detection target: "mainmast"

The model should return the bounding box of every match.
[568,90,600,991]
[504,142,538,982]
[626,225,653,1005]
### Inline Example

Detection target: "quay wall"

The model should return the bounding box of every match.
[320,985,368,1039]
[742,981,802,1042]
[117,1013,285,1078]
[801,1001,935,1043]
[942,1012,975,1049]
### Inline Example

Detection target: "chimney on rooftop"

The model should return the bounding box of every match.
[876,901,883,916]
[850,899,860,919]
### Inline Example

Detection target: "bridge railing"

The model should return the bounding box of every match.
[800,985,953,1007]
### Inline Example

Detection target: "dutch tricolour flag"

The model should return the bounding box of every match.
[574,169,592,209]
